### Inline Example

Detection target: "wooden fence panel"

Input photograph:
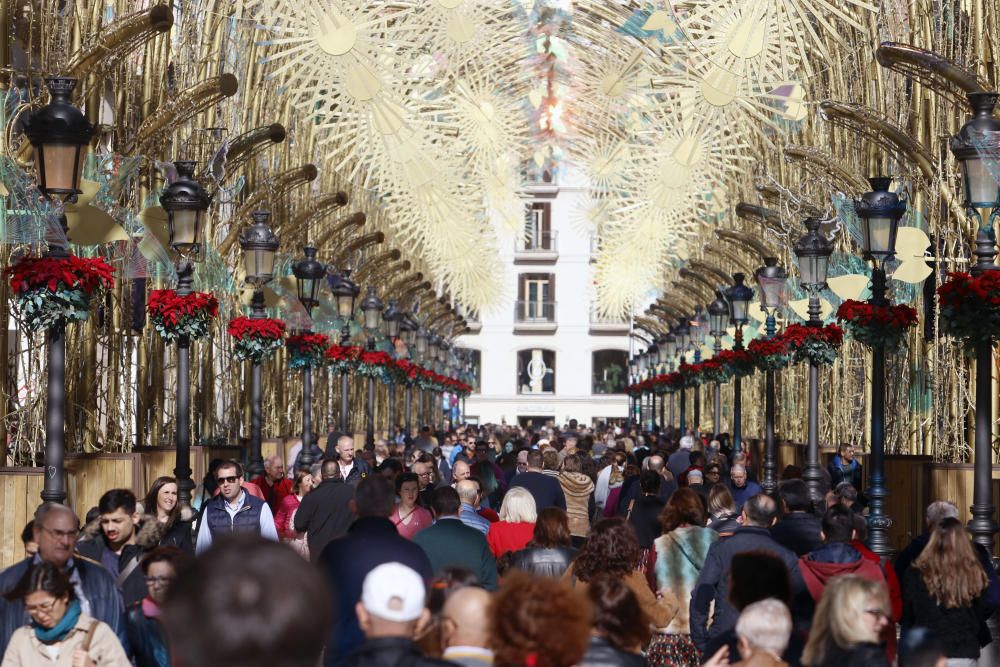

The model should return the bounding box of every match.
[64,454,140,524]
[929,464,1000,555]
[0,469,44,569]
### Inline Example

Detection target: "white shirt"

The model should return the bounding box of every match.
[195,491,279,554]
[339,460,355,480]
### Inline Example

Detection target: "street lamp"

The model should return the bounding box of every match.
[415,327,429,425]
[360,287,384,449]
[383,300,403,438]
[708,291,729,438]
[660,332,677,428]
[160,160,210,514]
[726,273,753,453]
[292,246,326,469]
[692,308,707,432]
[755,258,788,494]
[399,314,418,436]
[23,77,95,504]
[628,354,640,428]
[951,91,1000,549]
[794,217,835,505]
[239,211,279,478]
[855,177,906,555]
[329,269,359,436]
[676,318,691,432]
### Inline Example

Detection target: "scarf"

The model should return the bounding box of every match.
[142,597,162,619]
[33,599,81,644]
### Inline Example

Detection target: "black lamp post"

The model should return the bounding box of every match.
[646,343,658,429]
[951,91,1000,550]
[794,217,835,505]
[415,327,429,427]
[708,291,729,438]
[855,177,906,555]
[292,246,325,469]
[239,211,279,478]
[628,355,639,428]
[756,258,788,494]
[400,314,417,436]
[661,333,677,428]
[692,308,707,430]
[159,160,210,514]
[727,274,753,453]
[656,335,672,429]
[439,337,452,428]
[360,287,384,450]
[23,77,95,504]
[383,300,402,440]
[330,269,360,436]
[676,318,691,431]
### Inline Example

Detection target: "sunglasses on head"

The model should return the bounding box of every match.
[217,475,239,484]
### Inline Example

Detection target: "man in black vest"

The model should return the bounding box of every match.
[195,460,278,554]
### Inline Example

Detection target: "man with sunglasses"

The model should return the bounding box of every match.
[195,460,278,555]
[0,502,130,659]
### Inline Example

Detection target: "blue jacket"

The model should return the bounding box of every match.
[0,556,129,659]
[318,517,433,667]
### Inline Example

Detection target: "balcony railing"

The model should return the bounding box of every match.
[589,308,629,333]
[514,300,557,323]
[516,231,558,254]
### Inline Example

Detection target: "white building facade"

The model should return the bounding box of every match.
[455,165,630,427]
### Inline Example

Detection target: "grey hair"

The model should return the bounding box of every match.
[456,479,479,504]
[730,464,747,475]
[736,598,792,656]
[925,500,959,527]
[34,502,79,528]
[643,455,664,472]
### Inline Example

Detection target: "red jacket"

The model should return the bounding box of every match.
[486,521,534,558]
[251,475,293,514]
[798,542,886,602]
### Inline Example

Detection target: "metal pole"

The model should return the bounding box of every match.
[970,229,999,550]
[173,261,194,515]
[679,387,686,433]
[246,290,266,479]
[41,322,66,503]
[366,375,375,450]
[762,313,778,494]
[733,327,744,454]
[339,324,350,439]
[713,338,722,437]
[668,392,675,429]
[867,265,892,555]
[802,291,824,505]
[659,393,665,431]
[388,382,396,442]
[301,364,315,468]
[405,385,413,436]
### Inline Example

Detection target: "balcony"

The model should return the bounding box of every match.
[514,300,557,333]
[589,309,630,334]
[514,232,558,263]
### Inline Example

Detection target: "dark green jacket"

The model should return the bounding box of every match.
[412,517,498,590]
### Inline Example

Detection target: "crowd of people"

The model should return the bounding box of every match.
[0,421,997,667]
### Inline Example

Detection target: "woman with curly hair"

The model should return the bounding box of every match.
[901,517,991,663]
[563,518,677,630]
[491,571,591,667]
[648,488,718,667]
[802,575,890,667]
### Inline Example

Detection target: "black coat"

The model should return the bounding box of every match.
[126,602,168,667]
[690,526,808,658]
[509,546,576,578]
[770,512,823,556]
[338,637,457,667]
[578,636,647,667]
[509,471,566,511]
[294,478,356,559]
[812,641,887,667]
[319,517,433,667]
[901,567,989,658]
[625,496,664,549]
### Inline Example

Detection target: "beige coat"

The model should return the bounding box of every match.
[1,614,130,667]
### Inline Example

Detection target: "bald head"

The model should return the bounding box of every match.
[643,455,664,472]
[441,586,492,650]
[456,480,479,505]
[452,460,471,483]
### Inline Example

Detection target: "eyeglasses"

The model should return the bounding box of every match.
[217,476,239,484]
[39,526,78,541]
[417,471,432,478]
[25,598,60,615]
[145,576,174,587]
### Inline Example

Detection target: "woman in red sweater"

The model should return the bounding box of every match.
[487,486,537,557]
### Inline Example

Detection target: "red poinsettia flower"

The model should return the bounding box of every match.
[6,254,115,295]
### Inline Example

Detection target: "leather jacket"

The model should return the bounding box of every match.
[338,636,457,667]
[508,546,576,578]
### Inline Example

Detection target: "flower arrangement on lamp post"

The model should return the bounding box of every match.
[147,289,219,342]
[227,316,286,363]
[836,299,918,351]
[287,332,329,370]
[6,254,115,331]
[747,337,793,371]
[937,271,1000,347]
[782,323,843,366]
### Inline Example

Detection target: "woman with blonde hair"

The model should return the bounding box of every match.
[802,575,890,667]
[487,486,537,557]
[902,517,991,664]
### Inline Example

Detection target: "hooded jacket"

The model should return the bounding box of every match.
[76,516,171,608]
[798,542,885,602]
[559,471,595,537]
[653,525,718,635]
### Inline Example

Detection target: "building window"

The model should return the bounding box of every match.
[467,350,482,394]
[592,350,628,394]
[516,273,555,322]
[517,349,555,394]
[519,202,555,251]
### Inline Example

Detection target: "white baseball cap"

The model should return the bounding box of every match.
[361,562,426,622]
